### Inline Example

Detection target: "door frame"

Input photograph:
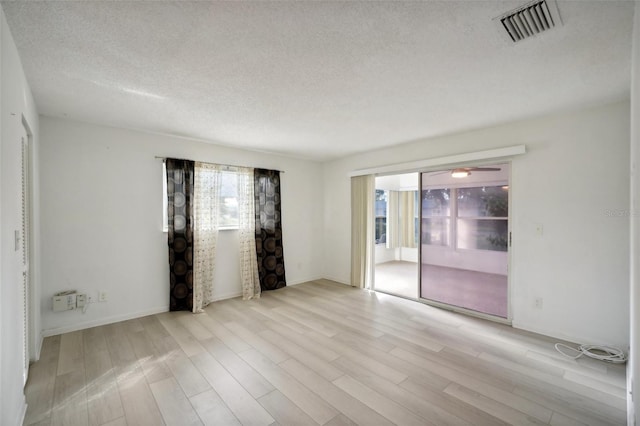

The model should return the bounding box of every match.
[20,115,36,384]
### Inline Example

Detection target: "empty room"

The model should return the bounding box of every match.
[1,1,639,425]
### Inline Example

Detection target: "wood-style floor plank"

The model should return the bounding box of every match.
[127,329,174,385]
[57,331,84,376]
[25,281,627,426]
[332,356,472,426]
[163,346,211,398]
[443,382,547,426]
[157,313,206,357]
[332,375,426,426]
[24,335,60,425]
[200,336,275,399]
[194,313,252,353]
[117,368,165,426]
[189,389,240,426]
[84,349,124,426]
[239,349,338,425]
[257,390,318,426]
[100,417,127,426]
[224,321,289,364]
[259,328,343,381]
[51,369,88,426]
[400,378,511,426]
[149,377,203,426]
[279,358,395,426]
[191,350,274,426]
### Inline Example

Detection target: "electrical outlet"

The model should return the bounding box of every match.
[534,297,543,309]
[99,291,108,302]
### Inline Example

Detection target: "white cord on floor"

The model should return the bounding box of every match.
[554,343,627,364]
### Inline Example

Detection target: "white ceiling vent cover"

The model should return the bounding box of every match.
[494,0,563,43]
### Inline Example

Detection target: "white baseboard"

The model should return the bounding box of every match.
[211,291,242,302]
[34,331,43,361]
[17,399,27,426]
[511,320,618,347]
[318,275,350,286]
[42,306,169,337]
[287,276,324,286]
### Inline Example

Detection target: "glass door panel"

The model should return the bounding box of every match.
[374,173,419,299]
[420,165,509,318]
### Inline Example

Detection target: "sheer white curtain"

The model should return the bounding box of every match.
[237,167,261,299]
[193,162,221,313]
[351,175,374,289]
[400,191,416,248]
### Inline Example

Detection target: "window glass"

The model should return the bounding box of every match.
[421,218,450,246]
[456,185,508,252]
[219,171,239,228]
[421,189,450,246]
[457,186,508,218]
[457,218,508,251]
[422,189,450,217]
[163,166,240,231]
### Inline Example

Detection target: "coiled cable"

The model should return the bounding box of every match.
[554,343,627,364]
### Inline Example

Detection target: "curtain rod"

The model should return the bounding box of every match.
[155,156,284,174]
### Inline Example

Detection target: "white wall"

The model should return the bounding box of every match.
[39,117,324,336]
[629,1,639,423]
[0,8,40,426]
[374,244,398,264]
[323,101,630,347]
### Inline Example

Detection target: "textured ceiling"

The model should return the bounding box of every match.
[1,1,634,161]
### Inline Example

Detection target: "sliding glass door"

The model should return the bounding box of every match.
[420,164,510,318]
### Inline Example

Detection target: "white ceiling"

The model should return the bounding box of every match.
[1,1,634,161]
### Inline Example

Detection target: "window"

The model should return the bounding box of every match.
[456,186,508,251]
[421,188,450,246]
[421,185,508,252]
[218,171,239,229]
[162,164,240,231]
[375,189,387,244]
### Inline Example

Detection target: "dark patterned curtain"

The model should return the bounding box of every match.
[254,168,286,291]
[166,159,195,311]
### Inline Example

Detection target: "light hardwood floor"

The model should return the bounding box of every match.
[24,280,627,426]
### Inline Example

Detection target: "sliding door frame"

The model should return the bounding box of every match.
[353,146,524,324]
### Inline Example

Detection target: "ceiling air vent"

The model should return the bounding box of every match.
[494,0,562,43]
